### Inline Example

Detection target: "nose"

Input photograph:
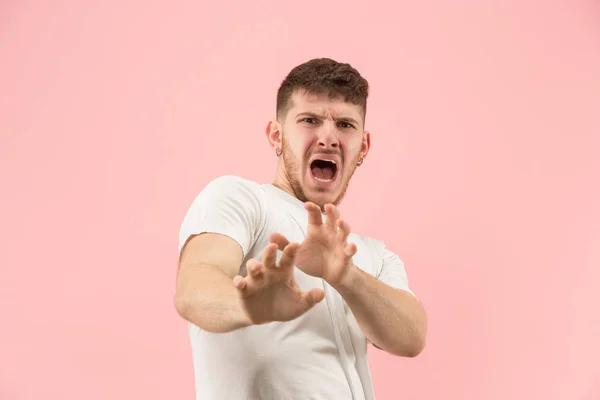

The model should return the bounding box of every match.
[316,122,339,149]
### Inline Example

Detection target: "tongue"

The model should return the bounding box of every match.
[312,165,334,180]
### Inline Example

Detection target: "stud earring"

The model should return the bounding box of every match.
[275,147,282,157]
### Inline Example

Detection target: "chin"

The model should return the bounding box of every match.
[303,179,346,208]
[306,192,338,208]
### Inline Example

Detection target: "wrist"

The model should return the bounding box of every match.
[331,264,360,291]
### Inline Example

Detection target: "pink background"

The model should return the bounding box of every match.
[1,1,599,399]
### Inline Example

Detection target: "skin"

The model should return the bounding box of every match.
[266,90,369,210]
[175,89,427,359]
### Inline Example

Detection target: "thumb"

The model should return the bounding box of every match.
[302,288,325,308]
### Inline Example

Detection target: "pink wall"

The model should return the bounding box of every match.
[1,1,599,399]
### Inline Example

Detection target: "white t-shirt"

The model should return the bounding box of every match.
[178,175,415,400]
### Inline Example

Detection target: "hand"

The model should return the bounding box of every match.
[271,202,358,287]
[233,240,325,325]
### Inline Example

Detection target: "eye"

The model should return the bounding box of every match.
[338,121,354,129]
[301,118,317,124]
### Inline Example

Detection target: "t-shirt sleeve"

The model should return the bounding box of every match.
[178,175,264,257]
[377,242,416,298]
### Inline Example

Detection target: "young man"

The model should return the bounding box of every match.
[175,58,427,400]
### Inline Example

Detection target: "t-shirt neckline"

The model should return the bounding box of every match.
[262,183,305,208]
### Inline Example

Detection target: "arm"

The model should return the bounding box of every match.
[173,175,263,333]
[333,265,427,357]
[272,201,427,357]
[175,232,252,333]
[174,176,323,332]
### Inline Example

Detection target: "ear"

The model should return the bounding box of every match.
[361,131,371,159]
[265,120,283,149]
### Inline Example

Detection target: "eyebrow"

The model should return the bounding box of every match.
[296,112,360,127]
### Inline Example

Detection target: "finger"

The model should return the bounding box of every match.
[269,232,290,251]
[233,275,246,290]
[261,243,278,268]
[301,288,325,308]
[324,204,340,231]
[344,242,358,258]
[336,218,351,243]
[278,242,300,268]
[304,202,323,226]
[233,275,258,297]
[246,259,264,277]
[237,261,266,297]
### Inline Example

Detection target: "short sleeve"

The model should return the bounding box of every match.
[377,243,416,298]
[178,175,264,257]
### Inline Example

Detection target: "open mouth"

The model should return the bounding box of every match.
[310,159,338,183]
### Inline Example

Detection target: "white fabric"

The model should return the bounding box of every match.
[178,175,415,400]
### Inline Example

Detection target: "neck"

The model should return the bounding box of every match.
[272,165,297,199]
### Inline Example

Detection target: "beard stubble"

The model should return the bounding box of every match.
[280,134,361,208]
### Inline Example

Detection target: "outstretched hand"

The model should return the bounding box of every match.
[270,202,357,286]
[233,240,325,325]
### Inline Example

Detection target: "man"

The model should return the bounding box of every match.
[175,58,427,400]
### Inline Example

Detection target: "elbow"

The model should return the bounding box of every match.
[390,332,426,358]
[173,291,193,320]
[403,334,426,358]
[173,291,230,334]
[406,313,428,357]
[376,329,427,358]
[394,313,428,358]
[405,304,428,357]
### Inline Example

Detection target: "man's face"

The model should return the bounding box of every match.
[269,91,370,208]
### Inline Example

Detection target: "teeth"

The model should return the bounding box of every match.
[315,177,333,183]
[313,159,336,165]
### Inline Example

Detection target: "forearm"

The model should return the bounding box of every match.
[174,263,252,333]
[333,266,427,357]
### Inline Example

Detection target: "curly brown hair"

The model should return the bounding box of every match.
[276,58,369,122]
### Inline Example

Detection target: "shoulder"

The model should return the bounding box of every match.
[199,175,263,198]
[190,175,265,208]
[352,233,413,293]
[178,175,267,254]
[348,233,388,274]
[351,233,386,256]
[181,174,268,232]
